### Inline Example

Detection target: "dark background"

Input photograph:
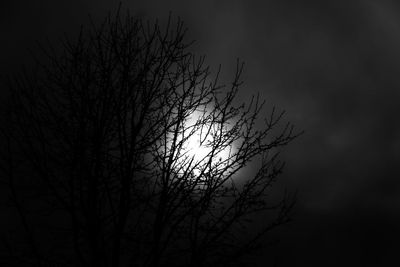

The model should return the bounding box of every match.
[2,0,400,266]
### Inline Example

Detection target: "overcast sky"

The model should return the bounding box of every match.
[2,0,400,266]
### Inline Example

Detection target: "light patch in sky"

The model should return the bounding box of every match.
[179,110,234,176]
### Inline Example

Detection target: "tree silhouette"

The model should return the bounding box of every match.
[0,10,300,267]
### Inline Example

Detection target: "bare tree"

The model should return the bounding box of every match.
[0,9,300,267]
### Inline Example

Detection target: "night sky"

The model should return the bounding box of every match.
[2,0,400,266]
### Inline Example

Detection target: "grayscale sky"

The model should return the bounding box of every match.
[2,0,400,266]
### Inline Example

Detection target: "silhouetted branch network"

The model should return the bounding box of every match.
[0,9,300,267]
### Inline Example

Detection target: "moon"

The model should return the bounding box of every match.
[183,110,232,166]
[164,110,235,177]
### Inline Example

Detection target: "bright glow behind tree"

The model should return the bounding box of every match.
[173,109,235,176]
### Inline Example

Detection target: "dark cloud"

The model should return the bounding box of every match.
[1,0,399,266]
